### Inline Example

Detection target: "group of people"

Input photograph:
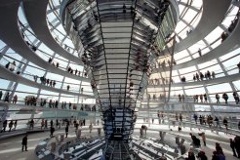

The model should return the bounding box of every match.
[186,133,229,160]
[146,94,166,101]
[178,94,185,102]
[193,114,218,127]
[184,133,207,160]
[39,98,78,110]
[155,59,177,69]
[24,96,37,106]
[193,94,208,103]
[149,77,174,86]
[67,66,86,77]
[193,114,240,131]
[0,120,18,132]
[0,91,99,112]
[0,91,10,102]
[192,92,239,104]
[38,75,56,88]
[220,11,239,43]
[193,71,215,81]
[47,118,88,138]
[180,61,240,84]
[216,92,239,104]
[48,57,59,68]
[5,61,16,72]
[0,91,18,103]
[48,56,89,79]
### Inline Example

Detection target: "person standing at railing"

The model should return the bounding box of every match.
[222,93,228,104]
[212,71,215,79]
[179,114,183,123]
[4,92,10,103]
[203,93,207,103]
[50,126,55,138]
[198,48,202,57]
[0,90,2,101]
[199,115,203,125]
[65,124,69,138]
[33,75,38,82]
[41,119,44,130]
[214,116,220,128]
[5,62,10,69]
[89,123,93,133]
[56,119,60,129]
[1,120,7,132]
[44,119,48,129]
[8,120,13,132]
[237,62,240,73]
[223,118,228,130]
[12,94,18,104]
[13,120,17,130]
[193,114,198,124]
[199,94,203,103]
[215,94,220,103]
[50,120,53,127]
[29,119,34,130]
[83,119,86,126]
[233,91,239,104]
[9,61,16,72]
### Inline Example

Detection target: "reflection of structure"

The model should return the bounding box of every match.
[61,0,178,158]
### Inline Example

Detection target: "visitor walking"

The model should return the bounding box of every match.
[22,134,28,152]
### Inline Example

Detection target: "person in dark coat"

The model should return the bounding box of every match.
[0,90,2,100]
[14,120,18,130]
[4,92,10,102]
[1,120,7,132]
[215,143,224,155]
[56,119,60,129]
[230,138,237,157]
[234,136,240,158]
[65,125,69,138]
[50,120,53,127]
[22,134,28,152]
[8,120,13,132]
[50,126,55,138]
[197,151,208,160]
[185,151,195,160]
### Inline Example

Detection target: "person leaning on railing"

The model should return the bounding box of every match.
[237,62,240,73]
